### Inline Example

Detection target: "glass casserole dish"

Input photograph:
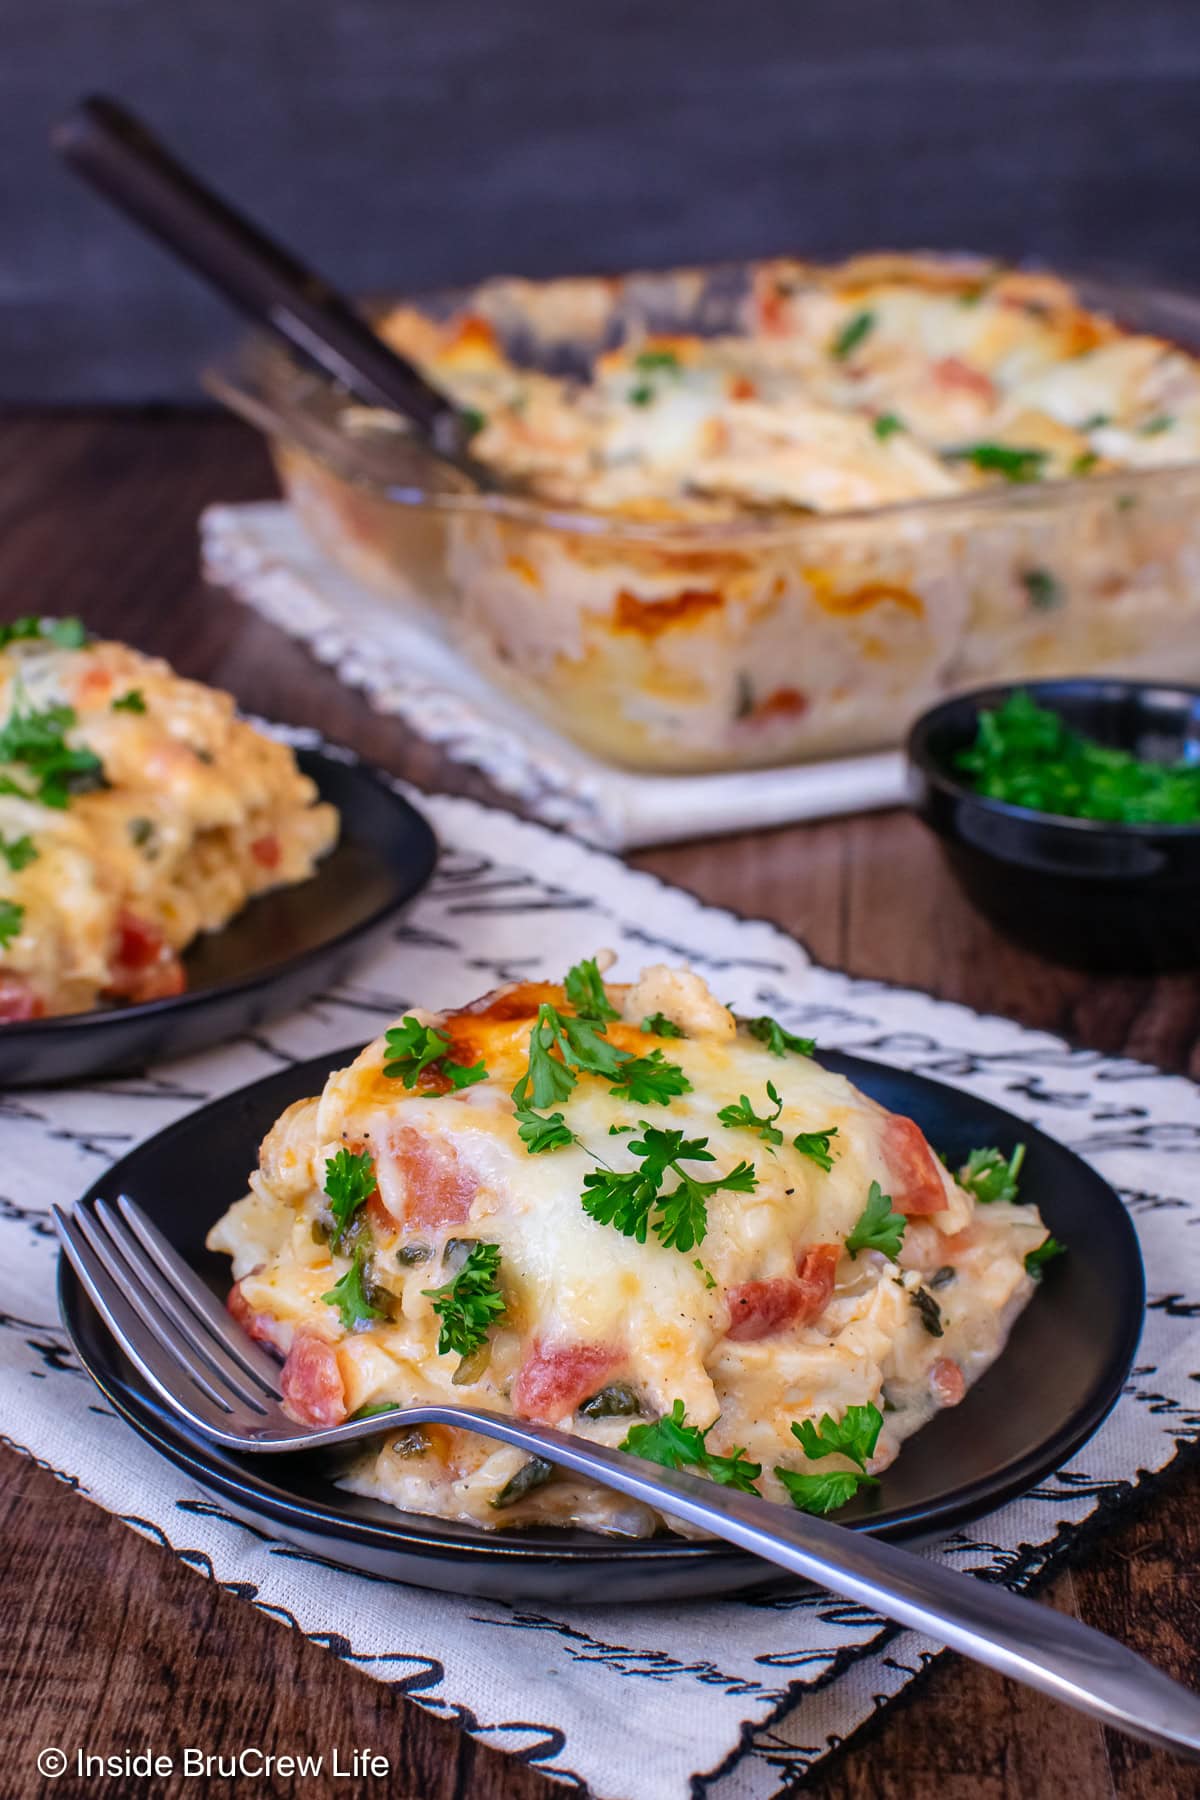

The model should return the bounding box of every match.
[206,256,1200,774]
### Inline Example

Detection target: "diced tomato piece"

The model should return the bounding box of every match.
[795,1242,840,1316]
[227,1280,286,1352]
[513,1340,623,1422]
[930,1358,966,1408]
[882,1114,949,1215]
[381,1126,479,1230]
[729,374,758,401]
[932,355,996,404]
[725,1278,805,1342]
[250,833,281,870]
[0,975,43,1021]
[751,686,809,722]
[114,910,165,970]
[280,1332,346,1427]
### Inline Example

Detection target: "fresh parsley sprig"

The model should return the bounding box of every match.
[945,442,1048,483]
[323,1148,377,1242]
[0,693,104,809]
[0,616,87,652]
[621,1399,762,1493]
[641,1011,683,1038]
[844,1181,906,1261]
[383,1015,487,1091]
[792,1126,839,1171]
[0,833,36,872]
[322,1251,387,1331]
[743,1015,816,1058]
[0,899,24,948]
[111,688,147,714]
[422,1241,506,1357]
[607,1049,692,1106]
[582,1123,756,1252]
[718,1082,784,1147]
[1025,1234,1066,1278]
[775,1402,883,1515]
[958,1143,1026,1205]
[563,956,619,1021]
[514,1105,578,1154]
[831,310,875,360]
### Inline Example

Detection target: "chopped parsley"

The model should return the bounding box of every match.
[945,443,1048,483]
[641,1011,683,1038]
[627,384,655,406]
[461,407,487,438]
[0,833,37,872]
[1081,412,1110,431]
[0,694,104,809]
[382,1015,487,1090]
[422,1241,506,1357]
[128,817,156,851]
[1021,568,1062,612]
[563,955,619,1021]
[872,412,905,440]
[323,1148,376,1242]
[581,1122,756,1253]
[693,1258,717,1290]
[607,1050,692,1106]
[776,1402,883,1514]
[744,1014,815,1058]
[957,1142,1026,1205]
[844,1181,906,1261]
[956,689,1200,824]
[718,1082,784,1147]
[831,310,875,360]
[112,688,147,714]
[0,899,24,948]
[514,1105,578,1154]
[792,1126,839,1172]
[634,348,681,373]
[322,1252,387,1331]
[1025,1234,1067,1278]
[0,615,87,651]
[1140,414,1173,436]
[621,1399,762,1493]
[512,1001,630,1111]
[1071,452,1100,476]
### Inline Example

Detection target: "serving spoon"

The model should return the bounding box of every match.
[51,95,491,486]
[55,1191,1200,1760]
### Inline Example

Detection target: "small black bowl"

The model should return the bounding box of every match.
[907,679,1200,972]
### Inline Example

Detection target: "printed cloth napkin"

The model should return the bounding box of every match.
[200,502,907,850]
[2,783,1198,1800]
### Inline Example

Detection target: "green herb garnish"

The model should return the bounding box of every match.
[1021,568,1062,612]
[581,1122,756,1253]
[0,834,37,872]
[621,1399,762,1493]
[718,1082,784,1147]
[422,1241,506,1357]
[872,412,905,440]
[563,955,619,1021]
[512,1001,630,1111]
[323,1148,377,1243]
[844,1181,906,1261]
[831,311,875,360]
[0,899,24,948]
[792,1126,839,1172]
[0,616,87,651]
[111,689,147,714]
[322,1252,387,1331]
[958,1143,1026,1205]
[608,1050,692,1106]
[1141,414,1173,436]
[956,689,1200,824]
[383,1015,487,1090]
[744,1015,815,1058]
[641,1011,683,1038]
[775,1402,883,1514]
[946,442,1048,483]
[0,694,104,809]
[1025,1234,1067,1278]
[514,1106,578,1154]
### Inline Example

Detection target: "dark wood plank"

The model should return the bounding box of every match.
[1,411,1197,1800]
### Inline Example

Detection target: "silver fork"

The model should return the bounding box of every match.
[55,1195,1200,1759]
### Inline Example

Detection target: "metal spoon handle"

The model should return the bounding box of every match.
[52,95,474,464]
[330,1404,1200,1759]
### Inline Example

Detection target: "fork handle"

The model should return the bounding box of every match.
[309,1403,1200,1758]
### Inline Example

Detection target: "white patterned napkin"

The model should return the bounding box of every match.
[2,785,1198,1800]
[201,502,907,850]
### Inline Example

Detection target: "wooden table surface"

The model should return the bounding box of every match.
[2,412,1199,1800]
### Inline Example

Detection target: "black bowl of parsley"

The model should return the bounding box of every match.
[906,680,1200,971]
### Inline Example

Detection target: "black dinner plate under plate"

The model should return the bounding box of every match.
[59,1045,1144,1603]
[0,746,437,1086]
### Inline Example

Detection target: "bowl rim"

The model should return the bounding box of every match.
[905,677,1200,841]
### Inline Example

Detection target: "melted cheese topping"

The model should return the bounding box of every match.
[0,634,338,1018]
[207,963,1048,1535]
[371,255,1200,519]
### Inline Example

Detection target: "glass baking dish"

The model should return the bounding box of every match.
[206,259,1200,774]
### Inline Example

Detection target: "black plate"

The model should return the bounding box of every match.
[907,680,1200,972]
[59,1046,1143,1603]
[0,746,437,1086]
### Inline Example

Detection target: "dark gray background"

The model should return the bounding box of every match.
[5,0,1199,403]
